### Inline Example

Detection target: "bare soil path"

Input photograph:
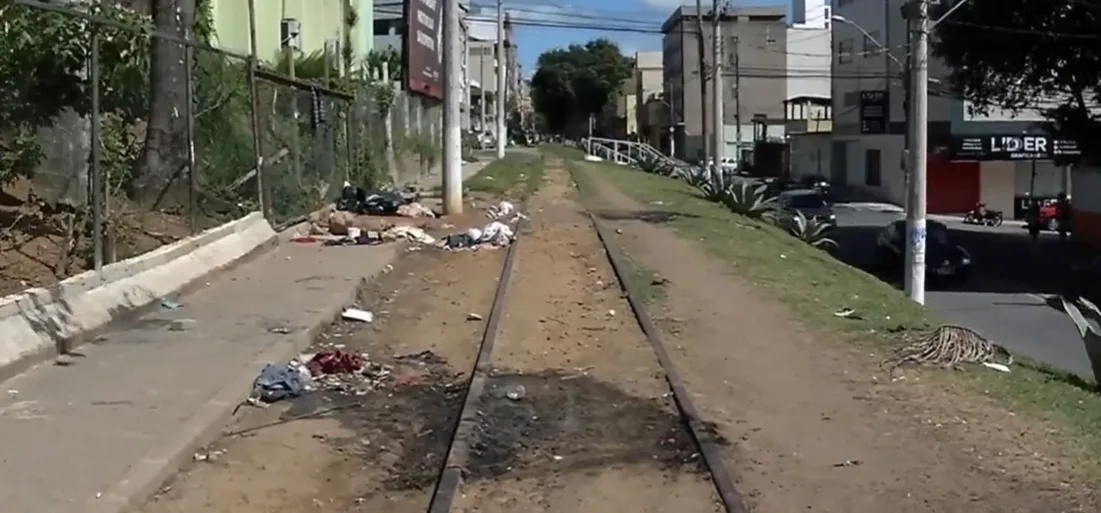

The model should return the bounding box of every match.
[138,224,507,513]
[451,160,720,513]
[578,164,1098,513]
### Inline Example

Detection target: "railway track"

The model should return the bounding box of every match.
[423,165,748,513]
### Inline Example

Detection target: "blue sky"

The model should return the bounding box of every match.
[499,0,790,76]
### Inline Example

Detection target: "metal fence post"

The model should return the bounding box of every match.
[246,59,268,219]
[183,29,198,233]
[89,28,103,273]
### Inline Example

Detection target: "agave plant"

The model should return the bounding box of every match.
[1059,296,1101,383]
[635,153,670,174]
[784,210,837,249]
[722,181,778,219]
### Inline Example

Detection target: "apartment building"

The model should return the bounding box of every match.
[635,51,669,152]
[661,5,788,161]
[832,0,1076,215]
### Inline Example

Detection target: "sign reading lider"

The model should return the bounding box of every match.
[950,134,1081,161]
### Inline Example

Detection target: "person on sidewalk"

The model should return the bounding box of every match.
[1056,193,1071,241]
[1026,199,1041,244]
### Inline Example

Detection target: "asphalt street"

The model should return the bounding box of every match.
[831,204,1092,378]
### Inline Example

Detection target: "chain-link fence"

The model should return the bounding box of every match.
[3,0,444,289]
[255,71,354,228]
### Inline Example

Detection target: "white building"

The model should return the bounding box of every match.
[830,0,1075,215]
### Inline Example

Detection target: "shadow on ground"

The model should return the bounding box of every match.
[593,209,700,224]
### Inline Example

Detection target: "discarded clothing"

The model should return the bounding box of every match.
[487,201,515,219]
[308,349,365,375]
[251,363,309,402]
[443,221,515,249]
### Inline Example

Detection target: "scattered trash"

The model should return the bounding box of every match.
[194,449,224,462]
[159,298,179,309]
[396,349,447,365]
[342,308,374,323]
[467,313,484,321]
[290,234,320,243]
[168,319,196,331]
[251,363,310,403]
[608,309,616,317]
[504,383,526,401]
[487,201,515,219]
[337,182,421,215]
[833,308,859,319]
[443,221,515,250]
[268,327,291,334]
[982,362,1011,373]
[833,459,862,467]
[307,349,365,375]
[382,225,436,244]
[396,202,436,218]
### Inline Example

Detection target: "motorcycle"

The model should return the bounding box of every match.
[963,204,1004,227]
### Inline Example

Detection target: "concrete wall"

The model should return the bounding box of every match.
[1072,167,1101,248]
[785,26,830,100]
[790,133,832,178]
[833,134,908,205]
[0,213,276,376]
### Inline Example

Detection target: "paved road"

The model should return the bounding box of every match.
[831,204,1092,378]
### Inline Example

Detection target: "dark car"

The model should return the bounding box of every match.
[778,189,836,225]
[875,220,972,284]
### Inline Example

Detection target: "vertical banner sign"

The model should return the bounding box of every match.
[859,90,888,134]
[403,0,444,100]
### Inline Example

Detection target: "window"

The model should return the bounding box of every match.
[864,149,882,186]
[863,30,881,57]
[838,39,853,64]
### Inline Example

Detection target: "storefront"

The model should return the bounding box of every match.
[946,133,1078,218]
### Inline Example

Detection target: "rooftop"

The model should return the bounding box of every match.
[661,5,787,33]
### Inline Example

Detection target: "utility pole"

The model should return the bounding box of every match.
[479,51,487,134]
[442,0,463,214]
[903,0,928,304]
[710,0,724,188]
[694,0,709,172]
[733,35,741,168]
[495,0,507,159]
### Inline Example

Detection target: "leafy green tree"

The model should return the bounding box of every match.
[530,39,633,135]
[931,0,1101,161]
[0,2,149,188]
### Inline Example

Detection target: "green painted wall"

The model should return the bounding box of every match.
[210,0,371,64]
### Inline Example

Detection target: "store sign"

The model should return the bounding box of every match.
[951,134,1081,161]
[859,90,888,134]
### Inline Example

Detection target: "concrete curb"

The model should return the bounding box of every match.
[0,212,277,382]
[83,277,369,513]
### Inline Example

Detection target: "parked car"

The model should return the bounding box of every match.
[777,189,835,225]
[875,220,972,285]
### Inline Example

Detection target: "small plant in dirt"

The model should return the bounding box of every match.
[782,210,838,250]
[722,181,777,219]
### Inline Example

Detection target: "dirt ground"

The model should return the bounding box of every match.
[451,160,720,513]
[138,207,511,513]
[579,166,1100,513]
[0,180,194,297]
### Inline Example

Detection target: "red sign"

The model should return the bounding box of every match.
[403,0,444,100]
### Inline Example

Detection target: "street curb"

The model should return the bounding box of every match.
[82,268,385,513]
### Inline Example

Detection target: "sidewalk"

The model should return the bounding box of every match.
[0,240,398,513]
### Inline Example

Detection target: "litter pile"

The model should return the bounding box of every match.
[337,182,432,218]
[249,348,393,404]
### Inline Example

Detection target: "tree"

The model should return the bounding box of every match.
[931,1,1101,161]
[129,0,196,204]
[530,39,633,135]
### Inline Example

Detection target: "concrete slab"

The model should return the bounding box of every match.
[0,241,398,513]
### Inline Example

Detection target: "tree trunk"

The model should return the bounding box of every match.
[131,0,195,206]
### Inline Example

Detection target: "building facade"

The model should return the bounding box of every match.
[213,0,364,64]
[831,0,1074,215]
[661,5,788,161]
